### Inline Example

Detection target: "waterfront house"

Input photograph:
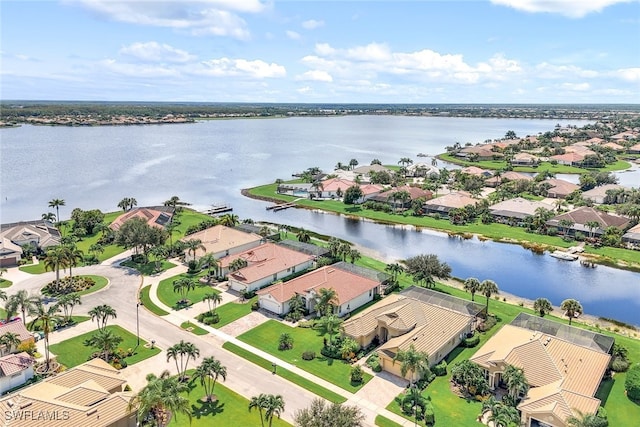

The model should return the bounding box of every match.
[470,313,612,427]
[352,164,392,176]
[0,237,23,267]
[109,206,174,231]
[543,178,579,199]
[276,182,313,197]
[0,358,135,427]
[489,197,555,225]
[581,184,626,204]
[0,221,61,259]
[547,206,630,237]
[456,145,502,161]
[181,225,262,262]
[0,352,34,394]
[549,152,585,166]
[318,178,383,202]
[342,286,483,380]
[367,185,433,209]
[223,242,315,292]
[628,143,640,154]
[257,262,384,317]
[0,321,34,356]
[510,152,538,166]
[622,223,640,248]
[459,166,492,177]
[485,171,533,188]
[422,191,478,217]
[406,163,439,178]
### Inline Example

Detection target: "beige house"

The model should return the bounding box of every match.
[485,171,533,188]
[543,179,579,199]
[0,358,135,427]
[489,197,555,224]
[422,191,478,217]
[0,321,35,356]
[342,287,483,381]
[0,237,23,267]
[471,313,612,427]
[547,206,630,237]
[181,225,262,262]
[581,184,625,204]
[109,206,173,231]
[0,222,61,264]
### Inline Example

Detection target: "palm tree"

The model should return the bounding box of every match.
[229,258,248,272]
[203,292,222,314]
[199,253,220,280]
[249,394,269,427]
[29,299,61,370]
[392,344,430,386]
[479,279,499,313]
[560,298,583,325]
[463,277,481,301]
[6,290,36,323]
[286,294,306,321]
[558,218,575,235]
[117,197,131,211]
[566,409,605,427]
[192,356,227,403]
[173,277,196,305]
[533,297,553,317]
[88,304,117,330]
[83,328,123,362]
[585,220,601,239]
[0,332,21,355]
[48,198,65,223]
[62,245,84,277]
[385,263,405,282]
[316,315,342,346]
[184,238,205,261]
[348,248,361,264]
[296,228,311,243]
[43,246,69,288]
[264,394,285,427]
[57,292,81,323]
[349,158,359,170]
[166,340,200,382]
[219,213,239,227]
[128,370,191,427]
[314,287,338,317]
[503,364,529,400]
[41,212,56,222]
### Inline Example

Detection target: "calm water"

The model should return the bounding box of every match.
[1,116,639,325]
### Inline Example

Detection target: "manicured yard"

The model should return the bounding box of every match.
[207,296,257,328]
[76,275,109,296]
[121,259,176,275]
[49,325,161,368]
[29,315,90,332]
[169,371,291,427]
[158,272,220,310]
[181,320,209,335]
[139,285,169,316]
[171,209,216,240]
[237,320,372,393]
[222,342,346,403]
[0,279,12,288]
[375,415,402,427]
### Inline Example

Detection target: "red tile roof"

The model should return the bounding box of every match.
[227,243,314,284]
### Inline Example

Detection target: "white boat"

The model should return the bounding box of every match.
[549,250,579,261]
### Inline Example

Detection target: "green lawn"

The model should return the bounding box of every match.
[158,272,220,310]
[29,315,90,332]
[207,297,257,329]
[49,325,161,368]
[375,415,402,427]
[171,209,216,240]
[0,279,12,288]
[139,285,169,316]
[76,275,109,296]
[223,342,346,403]
[19,263,47,274]
[121,259,176,275]
[237,320,372,393]
[170,371,291,427]
[181,320,209,336]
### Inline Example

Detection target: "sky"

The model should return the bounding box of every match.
[1,0,639,103]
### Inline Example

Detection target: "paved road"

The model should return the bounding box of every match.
[4,257,413,426]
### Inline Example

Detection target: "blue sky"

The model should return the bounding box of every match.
[1,0,639,103]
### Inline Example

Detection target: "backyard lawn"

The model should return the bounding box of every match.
[169,372,291,427]
[237,320,372,393]
[49,325,161,368]
[206,296,257,328]
[157,272,220,310]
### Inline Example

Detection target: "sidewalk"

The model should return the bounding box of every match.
[146,275,415,426]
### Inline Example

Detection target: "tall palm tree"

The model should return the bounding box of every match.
[315,315,342,346]
[385,262,405,282]
[29,299,61,370]
[57,292,81,323]
[392,344,430,385]
[296,228,311,243]
[41,212,56,222]
[348,248,361,264]
[263,394,285,427]
[6,290,36,323]
[173,278,196,305]
[479,279,499,313]
[166,340,200,382]
[0,332,22,355]
[62,245,84,277]
[199,253,220,279]
[43,246,69,288]
[219,213,239,227]
[128,370,191,427]
[83,328,123,362]
[192,356,227,403]
[314,287,338,317]
[503,364,529,400]
[203,292,222,314]
[566,409,604,427]
[48,198,65,224]
[585,220,601,239]
[560,298,583,325]
[88,304,117,330]
[249,394,269,427]
[463,277,481,301]
[184,238,205,261]
[533,297,553,317]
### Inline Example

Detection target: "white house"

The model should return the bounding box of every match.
[0,352,34,394]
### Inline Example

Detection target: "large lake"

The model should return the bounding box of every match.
[1,116,639,326]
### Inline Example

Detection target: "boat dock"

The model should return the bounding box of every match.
[266,202,297,212]
[202,204,233,216]
[549,250,579,261]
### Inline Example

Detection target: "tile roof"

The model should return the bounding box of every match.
[109,207,173,231]
[423,191,477,210]
[581,184,625,199]
[0,321,34,342]
[0,352,34,377]
[182,225,262,258]
[369,185,432,202]
[489,197,555,219]
[225,242,314,284]
[548,206,630,230]
[544,179,579,197]
[257,264,380,305]
[0,223,61,248]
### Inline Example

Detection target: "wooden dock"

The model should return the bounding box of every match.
[202,204,233,216]
[266,202,296,212]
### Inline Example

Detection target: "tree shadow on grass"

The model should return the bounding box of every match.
[345,207,362,213]
[191,400,225,419]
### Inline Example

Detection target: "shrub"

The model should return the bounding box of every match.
[187,260,199,273]
[251,301,260,311]
[301,351,316,361]
[610,357,629,373]
[477,316,496,332]
[17,341,37,356]
[278,333,294,351]
[463,334,480,348]
[366,353,382,372]
[424,400,436,426]
[433,360,447,376]
[297,320,315,328]
[42,276,96,296]
[625,363,640,402]
[350,365,364,384]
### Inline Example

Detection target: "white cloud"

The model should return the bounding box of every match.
[302,19,324,29]
[535,62,599,78]
[197,58,286,78]
[490,0,633,18]
[119,42,195,63]
[71,0,265,39]
[286,30,301,40]
[100,59,180,78]
[616,67,640,81]
[560,82,591,91]
[296,70,333,82]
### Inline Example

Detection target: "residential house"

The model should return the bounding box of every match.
[628,143,640,154]
[582,184,625,204]
[485,171,533,188]
[601,142,626,152]
[510,152,538,166]
[276,182,313,197]
[352,164,392,176]
[422,192,477,217]
[565,145,596,156]
[471,313,612,427]
[367,186,433,209]
[489,197,555,225]
[342,287,484,380]
[549,152,585,166]
[0,352,35,394]
[547,206,630,237]
[456,145,502,161]
[0,321,35,356]
[0,358,136,427]
[0,237,23,267]
[459,166,492,177]
[406,163,439,178]
[318,178,383,202]
[0,222,61,257]
[109,206,174,231]
[181,225,262,262]
[222,242,315,292]
[543,179,580,199]
[257,262,384,317]
[622,223,640,248]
